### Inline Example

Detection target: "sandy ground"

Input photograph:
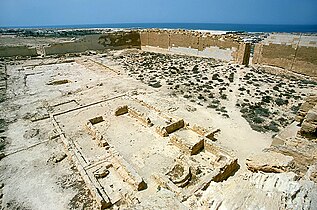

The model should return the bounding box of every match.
[0,49,316,209]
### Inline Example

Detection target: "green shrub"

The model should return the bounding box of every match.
[275,98,288,106]
[253,116,265,124]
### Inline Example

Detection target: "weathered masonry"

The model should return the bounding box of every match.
[0,31,141,57]
[1,30,316,77]
[0,29,250,65]
[45,31,141,56]
[140,29,251,65]
[252,34,317,77]
[0,45,38,57]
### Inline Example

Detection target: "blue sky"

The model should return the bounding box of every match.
[0,0,316,27]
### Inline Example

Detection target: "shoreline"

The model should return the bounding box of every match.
[1,23,317,33]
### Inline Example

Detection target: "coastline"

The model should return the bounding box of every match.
[1,23,317,33]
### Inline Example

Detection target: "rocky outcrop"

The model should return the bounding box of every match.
[269,136,317,176]
[185,172,317,210]
[229,94,317,210]
[304,164,317,183]
[246,152,294,173]
[269,95,317,177]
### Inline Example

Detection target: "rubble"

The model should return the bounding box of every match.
[246,151,294,173]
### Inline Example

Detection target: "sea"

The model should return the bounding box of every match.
[3,23,317,33]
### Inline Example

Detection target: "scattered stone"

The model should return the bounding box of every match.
[0,152,5,160]
[48,152,67,163]
[23,128,39,139]
[149,81,162,88]
[94,168,110,179]
[185,105,197,112]
[48,129,60,140]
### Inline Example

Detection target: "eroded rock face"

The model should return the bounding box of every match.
[185,172,317,210]
[267,95,317,179]
[231,95,317,210]
[267,136,317,178]
[246,151,294,173]
[305,164,317,183]
[247,172,317,210]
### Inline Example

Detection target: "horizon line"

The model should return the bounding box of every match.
[1,22,317,29]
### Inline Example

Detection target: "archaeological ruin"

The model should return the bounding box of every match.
[0,28,316,209]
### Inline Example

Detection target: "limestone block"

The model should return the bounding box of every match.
[165,119,184,134]
[212,158,239,182]
[98,139,108,147]
[112,153,147,191]
[89,116,104,125]
[306,107,317,121]
[114,105,128,116]
[170,131,204,155]
[85,121,107,147]
[152,173,183,196]
[156,119,184,137]
[191,124,208,136]
[301,120,316,134]
[204,139,232,157]
[246,152,294,173]
[94,168,110,179]
[156,126,169,137]
[128,107,153,126]
[300,104,317,136]
[295,95,317,123]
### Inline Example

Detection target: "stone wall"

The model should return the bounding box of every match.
[252,34,317,77]
[45,31,141,55]
[140,29,249,64]
[147,31,170,49]
[99,31,141,49]
[0,46,37,57]
[1,29,251,65]
[0,31,141,57]
[45,34,104,55]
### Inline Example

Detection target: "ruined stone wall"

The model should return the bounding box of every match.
[45,31,141,55]
[0,46,37,57]
[99,31,141,49]
[148,31,170,49]
[252,34,317,77]
[140,29,248,64]
[234,43,251,66]
[170,31,200,50]
[1,30,250,64]
[293,46,317,76]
